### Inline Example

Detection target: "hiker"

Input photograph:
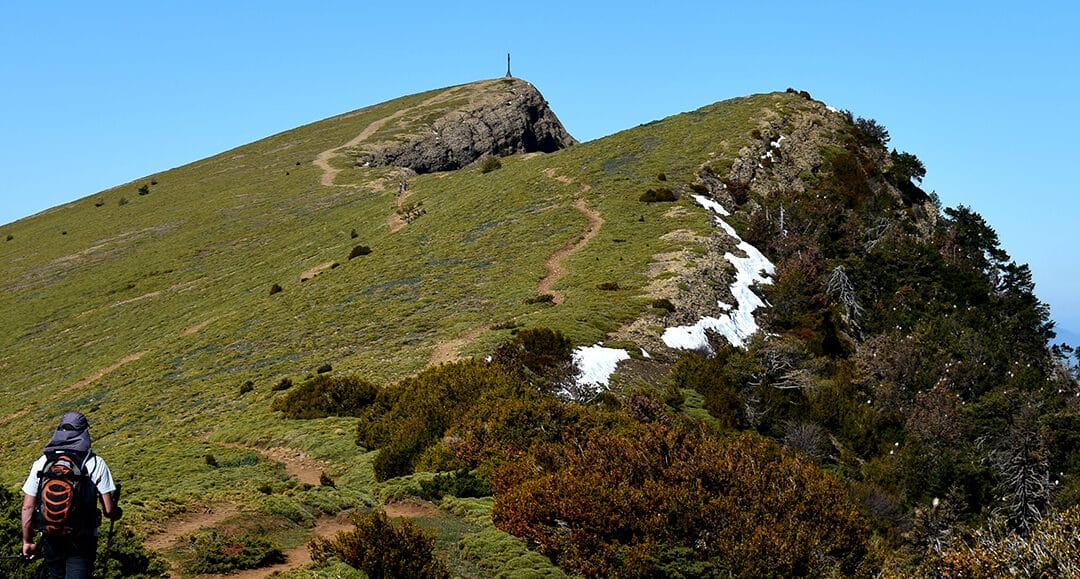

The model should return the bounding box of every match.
[20,410,122,578]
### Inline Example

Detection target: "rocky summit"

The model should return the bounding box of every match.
[353,78,577,174]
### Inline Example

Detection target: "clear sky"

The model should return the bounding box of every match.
[1,1,1077,337]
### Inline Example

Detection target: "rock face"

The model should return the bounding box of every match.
[356,79,577,174]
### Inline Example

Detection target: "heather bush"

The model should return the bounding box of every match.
[270,374,378,419]
[348,245,371,259]
[479,155,502,174]
[639,187,677,203]
[524,293,555,304]
[309,510,450,579]
[651,297,676,312]
[182,529,284,575]
[490,327,573,376]
[356,360,517,481]
[493,425,869,577]
[417,468,491,501]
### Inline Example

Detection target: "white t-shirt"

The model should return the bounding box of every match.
[22,452,116,498]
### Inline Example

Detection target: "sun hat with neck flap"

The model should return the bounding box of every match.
[43,410,92,454]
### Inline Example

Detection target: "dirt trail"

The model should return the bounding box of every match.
[538,199,603,305]
[145,503,240,551]
[428,323,491,367]
[313,88,461,187]
[426,169,602,364]
[203,514,354,579]
[387,188,413,233]
[259,446,328,485]
[62,350,150,393]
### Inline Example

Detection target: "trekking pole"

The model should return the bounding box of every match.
[100,482,122,577]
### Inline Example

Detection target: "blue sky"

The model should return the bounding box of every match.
[1,1,1077,337]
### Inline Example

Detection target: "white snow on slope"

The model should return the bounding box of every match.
[662,195,775,351]
[570,195,775,391]
[573,344,631,386]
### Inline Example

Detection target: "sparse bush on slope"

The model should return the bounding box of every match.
[270,374,378,419]
[310,510,450,579]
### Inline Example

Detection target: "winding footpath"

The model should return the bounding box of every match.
[312,87,462,188]
[427,169,601,365]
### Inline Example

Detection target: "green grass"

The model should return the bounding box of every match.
[0,80,818,575]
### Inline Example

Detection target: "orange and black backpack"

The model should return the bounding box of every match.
[33,450,99,537]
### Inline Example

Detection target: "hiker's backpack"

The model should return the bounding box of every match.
[33,450,99,537]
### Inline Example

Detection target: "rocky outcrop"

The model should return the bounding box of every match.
[355,79,577,174]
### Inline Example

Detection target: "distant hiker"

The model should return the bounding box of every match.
[21,410,122,578]
[399,180,409,193]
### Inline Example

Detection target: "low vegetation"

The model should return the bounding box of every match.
[2,80,1074,578]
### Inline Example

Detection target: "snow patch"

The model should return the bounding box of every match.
[663,196,775,351]
[572,344,630,386]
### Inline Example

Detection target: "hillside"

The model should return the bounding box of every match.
[2,79,1077,577]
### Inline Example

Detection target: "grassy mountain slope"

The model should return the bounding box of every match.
[0,80,791,530]
[6,78,1072,576]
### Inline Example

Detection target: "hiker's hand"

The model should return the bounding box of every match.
[106,506,123,521]
[21,541,36,559]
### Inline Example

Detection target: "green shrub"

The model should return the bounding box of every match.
[688,182,709,194]
[316,363,333,374]
[118,197,128,206]
[348,245,372,259]
[269,283,283,295]
[854,116,890,146]
[310,510,450,579]
[5,234,12,241]
[357,360,516,481]
[417,469,491,501]
[240,380,255,394]
[596,281,620,291]
[651,298,676,312]
[270,374,378,419]
[459,527,565,578]
[205,454,218,468]
[183,529,285,575]
[491,327,573,376]
[138,184,150,196]
[94,523,171,578]
[479,155,502,174]
[350,228,359,239]
[639,187,677,203]
[272,377,293,391]
[722,178,750,205]
[657,173,667,181]
[524,293,555,305]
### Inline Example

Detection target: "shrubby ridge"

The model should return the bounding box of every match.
[2,79,1075,576]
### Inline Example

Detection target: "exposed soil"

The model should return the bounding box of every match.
[428,323,491,367]
[201,514,354,579]
[144,503,241,551]
[258,446,328,486]
[298,261,338,283]
[384,498,441,519]
[62,350,151,393]
[182,317,219,336]
[387,188,413,234]
[538,199,603,306]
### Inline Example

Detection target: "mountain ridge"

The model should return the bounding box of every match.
[1,79,1074,577]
